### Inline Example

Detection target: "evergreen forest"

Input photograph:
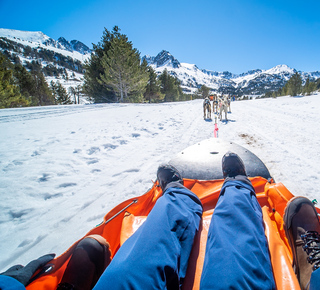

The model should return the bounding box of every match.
[263,72,320,98]
[1,26,319,108]
[82,26,188,103]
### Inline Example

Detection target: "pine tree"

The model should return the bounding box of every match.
[127,58,149,103]
[286,72,302,96]
[197,85,210,99]
[303,78,310,95]
[98,32,148,102]
[51,81,72,105]
[31,71,55,106]
[13,63,35,101]
[308,81,317,94]
[159,69,182,102]
[175,77,183,101]
[144,66,164,103]
[83,27,121,103]
[0,52,30,108]
[303,77,317,95]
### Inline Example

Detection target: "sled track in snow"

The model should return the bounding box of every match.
[0,104,126,123]
[223,98,320,198]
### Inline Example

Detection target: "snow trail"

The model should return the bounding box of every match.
[0,94,319,271]
[219,95,320,199]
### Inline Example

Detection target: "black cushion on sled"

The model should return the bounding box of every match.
[169,139,272,181]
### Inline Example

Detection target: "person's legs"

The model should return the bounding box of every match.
[200,152,275,290]
[310,268,320,290]
[200,178,275,289]
[93,165,203,290]
[57,235,111,290]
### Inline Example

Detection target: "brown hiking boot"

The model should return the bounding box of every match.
[284,196,320,289]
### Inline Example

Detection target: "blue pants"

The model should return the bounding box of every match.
[310,269,320,290]
[200,179,276,289]
[93,182,203,290]
[0,276,26,290]
[2,180,320,289]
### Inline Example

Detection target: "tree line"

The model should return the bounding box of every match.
[0,51,79,108]
[0,37,85,75]
[263,72,320,98]
[0,27,190,108]
[83,26,188,103]
[3,25,320,108]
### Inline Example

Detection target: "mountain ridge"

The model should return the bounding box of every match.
[0,28,91,95]
[1,28,320,96]
[144,50,320,95]
[0,28,91,56]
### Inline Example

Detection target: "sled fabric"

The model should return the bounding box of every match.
[26,177,311,290]
[93,184,203,290]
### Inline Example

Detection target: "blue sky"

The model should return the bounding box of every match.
[0,0,319,74]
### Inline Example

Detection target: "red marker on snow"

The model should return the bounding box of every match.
[214,116,219,138]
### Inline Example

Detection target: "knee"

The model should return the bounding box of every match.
[77,236,111,267]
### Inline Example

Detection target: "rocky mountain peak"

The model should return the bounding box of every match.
[70,40,91,55]
[57,37,91,54]
[143,50,180,68]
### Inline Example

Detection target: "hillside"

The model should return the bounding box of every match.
[1,28,320,97]
[143,50,320,95]
[0,28,91,95]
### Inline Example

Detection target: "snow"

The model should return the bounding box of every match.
[266,64,295,75]
[0,28,51,43]
[0,28,89,97]
[149,52,306,92]
[46,75,87,103]
[0,28,90,63]
[156,62,223,92]
[232,73,255,86]
[231,65,293,87]
[0,94,320,271]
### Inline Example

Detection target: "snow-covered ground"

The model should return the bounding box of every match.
[0,94,319,271]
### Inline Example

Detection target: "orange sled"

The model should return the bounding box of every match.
[26,139,317,290]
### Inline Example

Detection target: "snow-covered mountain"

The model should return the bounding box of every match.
[143,50,320,95]
[0,28,91,97]
[143,50,181,68]
[1,28,320,97]
[0,28,91,59]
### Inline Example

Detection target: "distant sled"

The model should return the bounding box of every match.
[26,139,309,290]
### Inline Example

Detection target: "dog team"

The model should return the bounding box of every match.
[203,94,232,121]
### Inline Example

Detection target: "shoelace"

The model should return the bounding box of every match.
[301,231,320,270]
